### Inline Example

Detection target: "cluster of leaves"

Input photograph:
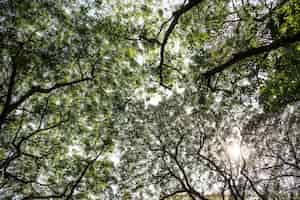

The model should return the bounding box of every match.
[118,92,300,200]
[115,0,300,199]
[260,44,300,112]
[0,0,145,199]
[1,0,300,199]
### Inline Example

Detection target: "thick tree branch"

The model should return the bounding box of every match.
[203,32,300,78]
[0,77,91,129]
[158,0,204,87]
[166,146,208,200]
[65,151,103,200]
[22,150,104,200]
[4,63,17,113]
[241,169,267,200]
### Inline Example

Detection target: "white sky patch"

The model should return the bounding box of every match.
[173,40,181,54]
[133,82,174,108]
[109,149,121,165]
[15,109,23,116]
[161,87,173,97]
[28,122,37,130]
[237,78,250,87]
[224,127,249,165]
[136,54,145,65]
[67,144,85,157]
[258,71,268,80]
[37,174,48,185]
[226,141,241,162]
[106,141,121,165]
[175,86,185,94]
[160,0,185,17]
[146,93,162,106]
[55,99,61,106]
[215,92,223,103]
[111,184,118,194]
[184,106,193,115]
[137,16,144,26]
[182,57,192,73]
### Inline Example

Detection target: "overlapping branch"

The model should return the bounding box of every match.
[203,32,300,79]
[22,148,104,200]
[0,70,95,129]
[158,0,204,88]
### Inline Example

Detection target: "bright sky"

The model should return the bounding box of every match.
[227,141,242,162]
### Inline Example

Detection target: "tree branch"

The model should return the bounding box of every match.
[0,77,91,129]
[160,190,187,200]
[203,32,300,78]
[158,0,204,87]
[65,151,103,200]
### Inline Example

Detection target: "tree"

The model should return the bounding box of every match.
[118,93,300,200]
[1,0,300,199]
[242,107,300,199]
[0,0,143,199]
[116,0,300,199]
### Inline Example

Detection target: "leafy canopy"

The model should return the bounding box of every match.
[1,0,300,199]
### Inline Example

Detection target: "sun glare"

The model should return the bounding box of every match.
[226,141,241,162]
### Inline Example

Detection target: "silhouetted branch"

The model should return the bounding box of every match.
[158,0,204,88]
[203,32,300,79]
[160,190,187,200]
[0,77,91,129]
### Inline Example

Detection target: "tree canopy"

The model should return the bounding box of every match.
[0,0,300,199]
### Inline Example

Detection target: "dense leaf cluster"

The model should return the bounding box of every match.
[0,0,300,199]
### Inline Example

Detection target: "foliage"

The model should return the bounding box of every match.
[1,0,300,199]
[0,0,143,199]
[115,0,300,199]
